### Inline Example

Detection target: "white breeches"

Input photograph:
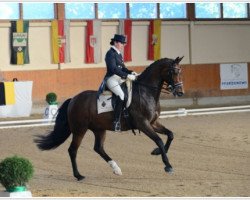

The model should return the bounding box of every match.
[106,75,125,101]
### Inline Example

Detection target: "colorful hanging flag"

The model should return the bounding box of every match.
[10,20,29,65]
[85,20,102,64]
[51,20,70,64]
[0,82,15,105]
[118,19,132,62]
[148,19,161,61]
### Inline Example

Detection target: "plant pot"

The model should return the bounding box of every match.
[44,104,58,119]
[7,186,26,193]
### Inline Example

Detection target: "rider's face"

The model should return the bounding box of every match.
[114,41,124,52]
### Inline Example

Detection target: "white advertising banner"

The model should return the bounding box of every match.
[220,63,248,90]
[0,81,33,117]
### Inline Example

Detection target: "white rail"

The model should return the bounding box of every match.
[159,105,250,118]
[0,118,55,125]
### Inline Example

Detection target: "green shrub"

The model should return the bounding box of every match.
[46,92,58,105]
[0,155,34,191]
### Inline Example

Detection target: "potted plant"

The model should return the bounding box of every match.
[46,92,58,105]
[0,155,34,193]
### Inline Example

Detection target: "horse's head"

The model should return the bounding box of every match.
[161,56,184,97]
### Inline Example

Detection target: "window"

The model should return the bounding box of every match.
[0,3,19,19]
[195,3,220,19]
[65,3,95,19]
[130,3,157,19]
[223,3,248,18]
[195,3,249,19]
[23,3,54,19]
[98,3,126,19]
[160,3,186,19]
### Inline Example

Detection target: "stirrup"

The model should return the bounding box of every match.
[113,121,121,132]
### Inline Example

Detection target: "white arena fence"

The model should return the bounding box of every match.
[0,118,55,129]
[0,105,250,129]
[160,105,250,118]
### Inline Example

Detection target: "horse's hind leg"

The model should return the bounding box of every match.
[93,130,122,175]
[151,121,174,155]
[68,130,86,181]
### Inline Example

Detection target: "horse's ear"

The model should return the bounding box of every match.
[175,56,184,64]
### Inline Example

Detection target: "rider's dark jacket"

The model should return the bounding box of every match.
[97,47,132,97]
[105,47,132,79]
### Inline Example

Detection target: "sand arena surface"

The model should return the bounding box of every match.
[0,112,249,197]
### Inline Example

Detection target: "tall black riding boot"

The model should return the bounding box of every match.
[113,97,124,132]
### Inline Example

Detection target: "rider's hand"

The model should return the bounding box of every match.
[127,74,136,81]
[131,71,139,76]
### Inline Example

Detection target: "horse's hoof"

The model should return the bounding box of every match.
[113,169,122,176]
[164,166,174,174]
[76,175,85,181]
[151,148,161,155]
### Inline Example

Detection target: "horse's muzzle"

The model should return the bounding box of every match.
[173,82,184,97]
[176,91,184,97]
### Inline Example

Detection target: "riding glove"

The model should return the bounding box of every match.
[127,74,136,81]
[132,71,139,76]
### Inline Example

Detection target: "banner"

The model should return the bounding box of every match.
[51,20,70,64]
[148,19,161,61]
[0,82,15,105]
[220,63,248,90]
[0,81,33,117]
[85,20,102,64]
[119,19,132,62]
[10,20,29,65]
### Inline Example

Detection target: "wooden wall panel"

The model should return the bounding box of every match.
[2,64,250,103]
[181,63,250,98]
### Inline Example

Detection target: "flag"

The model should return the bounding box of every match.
[51,20,70,64]
[10,20,29,65]
[148,19,161,61]
[0,82,15,105]
[119,19,132,62]
[85,20,102,64]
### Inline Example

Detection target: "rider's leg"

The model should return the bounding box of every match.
[113,96,124,131]
[107,75,125,132]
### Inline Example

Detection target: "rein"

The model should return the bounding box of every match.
[134,80,172,94]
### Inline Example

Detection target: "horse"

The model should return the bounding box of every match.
[34,56,184,181]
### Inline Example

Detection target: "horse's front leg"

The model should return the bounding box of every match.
[151,120,174,156]
[139,120,173,173]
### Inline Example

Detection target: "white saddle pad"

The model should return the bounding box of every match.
[97,80,133,114]
[97,93,113,114]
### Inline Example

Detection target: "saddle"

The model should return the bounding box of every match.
[97,80,133,114]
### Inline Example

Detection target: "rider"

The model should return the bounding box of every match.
[98,34,137,132]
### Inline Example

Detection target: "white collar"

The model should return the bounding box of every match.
[111,46,121,55]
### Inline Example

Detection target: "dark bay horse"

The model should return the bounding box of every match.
[34,56,184,181]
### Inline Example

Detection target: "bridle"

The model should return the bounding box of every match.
[162,65,183,96]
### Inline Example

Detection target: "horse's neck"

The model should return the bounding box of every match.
[137,68,164,102]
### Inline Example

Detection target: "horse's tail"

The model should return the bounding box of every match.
[34,98,72,150]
